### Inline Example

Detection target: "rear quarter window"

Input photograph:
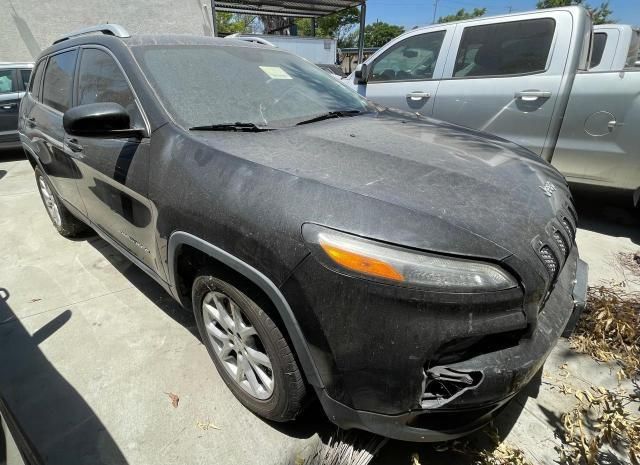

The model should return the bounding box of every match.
[453,18,556,78]
[29,60,45,99]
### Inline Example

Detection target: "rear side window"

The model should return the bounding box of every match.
[29,60,45,98]
[369,31,447,82]
[589,32,607,68]
[453,18,556,78]
[76,48,142,126]
[0,69,15,94]
[42,50,77,112]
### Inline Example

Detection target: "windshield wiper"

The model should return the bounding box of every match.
[296,110,364,126]
[189,122,273,132]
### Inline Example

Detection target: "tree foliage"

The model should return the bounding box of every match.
[216,12,256,34]
[295,7,360,47]
[344,21,405,48]
[536,0,613,24]
[437,8,487,23]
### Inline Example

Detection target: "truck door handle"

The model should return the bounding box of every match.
[67,138,83,153]
[515,90,552,101]
[407,91,431,101]
[1,103,17,110]
[26,116,36,128]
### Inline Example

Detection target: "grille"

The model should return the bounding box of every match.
[561,217,575,242]
[539,245,559,277]
[553,230,568,259]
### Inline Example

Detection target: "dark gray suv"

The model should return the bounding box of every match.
[18,25,588,442]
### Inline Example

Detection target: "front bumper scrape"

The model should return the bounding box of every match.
[562,258,588,337]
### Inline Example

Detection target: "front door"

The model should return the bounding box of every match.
[358,28,452,116]
[71,47,157,270]
[432,11,574,156]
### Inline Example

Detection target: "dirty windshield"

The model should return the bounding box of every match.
[133,43,371,129]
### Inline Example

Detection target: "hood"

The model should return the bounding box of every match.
[189,111,573,264]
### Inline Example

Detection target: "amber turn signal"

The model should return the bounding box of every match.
[319,240,405,282]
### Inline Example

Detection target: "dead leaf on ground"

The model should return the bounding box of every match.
[28,298,42,303]
[165,392,179,408]
[196,419,220,431]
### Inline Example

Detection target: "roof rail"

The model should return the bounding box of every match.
[53,24,130,45]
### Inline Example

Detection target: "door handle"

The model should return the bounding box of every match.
[407,91,432,101]
[26,116,36,128]
[515,90,552,101]
[1,103,17,110]
[66,138,83,153]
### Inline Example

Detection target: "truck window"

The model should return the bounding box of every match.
[453,18,555,78]
[76,48,142,127]
[369,31,446,82]
[42,50,77,112]
[626,30,640,68]
[589,32,607,68]
[19,69,31,90]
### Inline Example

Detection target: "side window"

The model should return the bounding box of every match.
[589,33,607,68]
[453,18,556,78]
[42,50,77,112]
[77,48,142,127]
[0,69,15,94]
[369,31,446,83]
[29,60,45,99]
[20,69,32,90]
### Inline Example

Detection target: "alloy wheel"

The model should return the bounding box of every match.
[202,290,274,400]
[38,175,62,228]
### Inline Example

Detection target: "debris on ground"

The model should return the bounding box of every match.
[615,252,640,284]
[28,298,41,303]
[165,392,179,408]
[196,419,220,431]
[556,385,639,465]
[295,430,388,465]
[569,284,640,379]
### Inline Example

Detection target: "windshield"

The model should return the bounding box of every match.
[133,43,371,128]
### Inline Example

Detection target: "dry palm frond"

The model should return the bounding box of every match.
[570,284,640,378]
[296,430,388,465]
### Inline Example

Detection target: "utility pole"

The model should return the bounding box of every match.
[432,0,439,24]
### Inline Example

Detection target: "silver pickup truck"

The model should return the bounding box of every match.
[346,7,640,204]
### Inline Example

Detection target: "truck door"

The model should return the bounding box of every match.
[551,70,640,192]
[357,27,453,116]
[0,68,23,147]
[432,10,578,157]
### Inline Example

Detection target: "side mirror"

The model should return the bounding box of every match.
[354,63,369,84]
[63,103,143,138]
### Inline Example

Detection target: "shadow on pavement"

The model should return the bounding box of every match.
[0,287,128,465]
[0,148,27,163]
[572,188,640,245]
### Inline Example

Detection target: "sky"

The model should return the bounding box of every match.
[364,0,640,28]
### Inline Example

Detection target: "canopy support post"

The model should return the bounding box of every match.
[357,1,366,64]
[210,0,217,36]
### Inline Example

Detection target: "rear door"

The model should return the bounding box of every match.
[0,68,22,146]
[357,27,453,116]
[432,10,573,156]
[70,47,157,270]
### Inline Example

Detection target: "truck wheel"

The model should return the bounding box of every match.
[34,167,88,237]
[192,273,306,421]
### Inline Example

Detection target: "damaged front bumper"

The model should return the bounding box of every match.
[318,252,589,442]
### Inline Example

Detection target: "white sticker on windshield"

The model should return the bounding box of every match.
[259,66,292,80]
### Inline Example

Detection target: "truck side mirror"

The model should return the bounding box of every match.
[354,63,369,84]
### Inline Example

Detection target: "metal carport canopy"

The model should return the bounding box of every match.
[210,0,367,62]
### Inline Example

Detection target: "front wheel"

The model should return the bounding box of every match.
[192,273,306,421]
[34,167,88,237]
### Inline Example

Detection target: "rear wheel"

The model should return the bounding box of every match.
[192,273,306,421]
[34,167,88,237]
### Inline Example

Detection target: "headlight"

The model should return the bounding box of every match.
[303,224,518,292]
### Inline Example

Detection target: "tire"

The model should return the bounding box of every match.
[192,272,306,421]
[34,167,88,237]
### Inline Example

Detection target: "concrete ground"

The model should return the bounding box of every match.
[1,152,638,465]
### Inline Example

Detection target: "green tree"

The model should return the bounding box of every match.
[347,21,405,48]
[216,12,256,34]
[536,0,613,24]
[295,7,360,47]
[437,8,487,23]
